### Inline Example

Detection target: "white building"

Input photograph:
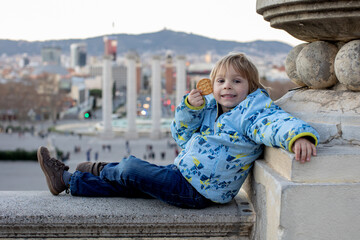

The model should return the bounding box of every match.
[70,43,87,70]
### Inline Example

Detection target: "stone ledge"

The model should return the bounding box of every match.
[245,160,360,240]
[0,190,255,239]
[264,145,360,183]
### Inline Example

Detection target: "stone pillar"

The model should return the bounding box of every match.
[101,56,114,139]
[125,53,138,139]
[245,1,360,239]
[151,56,161,139]
[176,55,186,107]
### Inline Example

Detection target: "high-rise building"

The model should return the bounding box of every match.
[41,47,61,65]
[70,43,87,68]
[103,36,117,61]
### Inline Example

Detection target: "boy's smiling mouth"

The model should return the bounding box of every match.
[221,94,236,98]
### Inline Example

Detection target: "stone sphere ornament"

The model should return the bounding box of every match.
[285,43,308,86]
[296,41,339,89]
[334,40,360,91]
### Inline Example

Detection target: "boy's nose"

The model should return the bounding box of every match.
[224,80,232,89]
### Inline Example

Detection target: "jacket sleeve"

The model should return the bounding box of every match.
[242,90,319,152]
[171,94,206,149]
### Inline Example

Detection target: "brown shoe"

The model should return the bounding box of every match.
[37,146,69,195]
[76,162,108,176]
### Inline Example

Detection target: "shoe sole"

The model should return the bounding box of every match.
[37,147,59,196]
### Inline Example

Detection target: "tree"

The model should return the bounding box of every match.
[0,74,68,122]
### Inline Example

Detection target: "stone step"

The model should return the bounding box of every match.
[245,160,360,240]
[0,190,255,239]
[264,145,360,183]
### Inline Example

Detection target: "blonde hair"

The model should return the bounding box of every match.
[210,53,262,94]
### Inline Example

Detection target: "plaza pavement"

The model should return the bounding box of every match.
[0,131,178,191]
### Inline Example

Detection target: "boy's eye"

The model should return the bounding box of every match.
[234,79,242,83]
[217,79,225,83]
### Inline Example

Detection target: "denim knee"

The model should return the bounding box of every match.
[117,156,143,180]
[100,156,141,182]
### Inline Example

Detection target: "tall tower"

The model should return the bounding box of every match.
[103,36,117,61]
[165,53,174,94]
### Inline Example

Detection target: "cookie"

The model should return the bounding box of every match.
[196,78,213,95]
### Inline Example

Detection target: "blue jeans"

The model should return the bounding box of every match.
[69,155,213,209]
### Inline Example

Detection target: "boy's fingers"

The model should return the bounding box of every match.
[306,144,317,162]
[193,89,202,95]
[306,144,312,162]
[298,142,308,163]
[312,144,317,156]
[294,140,317,163]
[301,145,307,163]
[294,144,300,161]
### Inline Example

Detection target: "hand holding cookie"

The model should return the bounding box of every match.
[188,89,204,107]
[196,78,213,95]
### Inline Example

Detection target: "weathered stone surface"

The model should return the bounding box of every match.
[296,41,339,89]
[256,0,360,42]
[0,191,254,239]
[285,43,308,86]
[335,40,360,91]
[264,145,360,183]
[275,89,360,145]
[244,160,360,240]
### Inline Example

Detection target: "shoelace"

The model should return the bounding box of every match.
[49,158,69,171]
[49,158,70,193]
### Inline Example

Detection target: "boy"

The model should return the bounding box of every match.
[38,53,318,208]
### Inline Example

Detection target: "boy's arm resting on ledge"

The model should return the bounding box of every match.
[242,95,320,163]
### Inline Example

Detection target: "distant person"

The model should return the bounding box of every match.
[74,146,81,153]
[125,141,130,156]
[37,52,319,209]
[147,145,154,159]
[95,151,99,161]
[86,148,92,162]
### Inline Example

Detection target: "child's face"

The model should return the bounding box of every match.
[213,65,249,113]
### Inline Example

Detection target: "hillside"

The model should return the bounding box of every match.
[0,29,292,58]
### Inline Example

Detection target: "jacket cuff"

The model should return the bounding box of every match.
[288,132,319,153]
[185,95,206,110]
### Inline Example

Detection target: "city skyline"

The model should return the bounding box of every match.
[1,0,304,46]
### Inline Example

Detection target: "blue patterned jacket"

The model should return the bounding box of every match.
[171,89,319,203]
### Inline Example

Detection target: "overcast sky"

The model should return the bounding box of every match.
[1,0,304,46]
